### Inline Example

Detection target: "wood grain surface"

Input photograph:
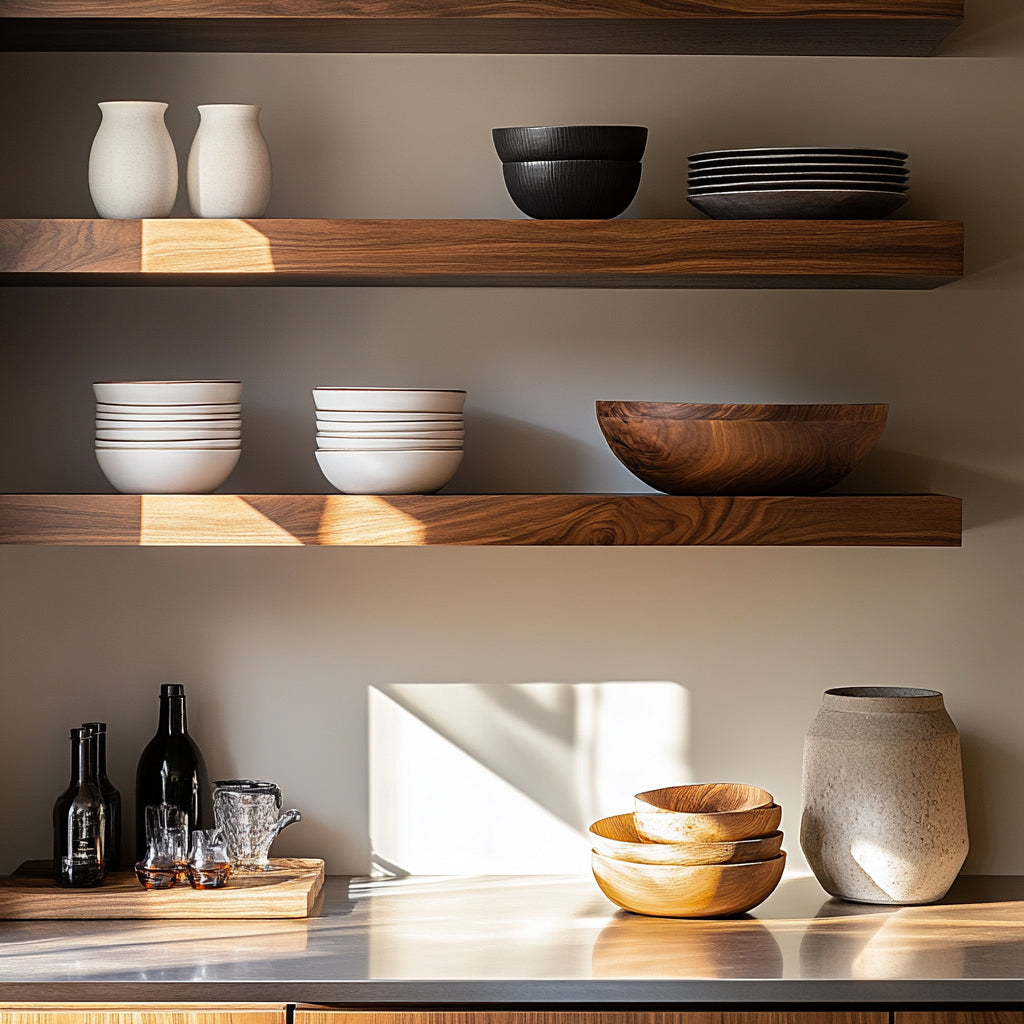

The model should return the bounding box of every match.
[0,1008,286,1024]
[294,1012,888,1024]
[0,858,324,919]
[0,1,963,55]
[0,219,964,289]
[0,494,963,546]
[896,1016,1023,1024]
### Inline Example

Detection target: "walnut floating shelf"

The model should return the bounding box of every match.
[0,494,962,547]
[0,219,964,290]
[0,0,964,55]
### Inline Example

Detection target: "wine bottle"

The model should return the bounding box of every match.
[82,722,122,871]
[53,727,106,887]
[134,683,212,861]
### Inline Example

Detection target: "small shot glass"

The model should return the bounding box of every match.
[186,828,232,890]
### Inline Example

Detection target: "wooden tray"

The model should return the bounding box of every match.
[0,857,324,919]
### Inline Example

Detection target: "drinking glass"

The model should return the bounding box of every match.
[187,828,231,889]
[134,803,187,889]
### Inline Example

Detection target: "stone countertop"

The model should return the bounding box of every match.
[1,874,1023,1004]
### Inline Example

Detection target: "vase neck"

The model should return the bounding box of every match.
[822,686,946,713]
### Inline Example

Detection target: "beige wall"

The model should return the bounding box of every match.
[1,1,1023,878]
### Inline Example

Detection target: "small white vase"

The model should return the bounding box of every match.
[800,686,969,905]
[187,104,272,218]
[88,101,178,219]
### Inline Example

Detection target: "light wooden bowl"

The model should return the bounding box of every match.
[634,783,781,843]
[595,401,888,495]
[592,849,786,918]
[589,813,784,865]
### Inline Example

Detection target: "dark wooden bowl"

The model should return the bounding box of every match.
[595,401,888,495]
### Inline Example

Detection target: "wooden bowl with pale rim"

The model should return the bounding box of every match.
[589,813,783,865]
[634,782,781,844]
[592,849,786,918]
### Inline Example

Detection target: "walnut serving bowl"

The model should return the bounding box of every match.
[595,401,888,495]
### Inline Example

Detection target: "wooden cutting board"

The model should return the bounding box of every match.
[0,857,325,919]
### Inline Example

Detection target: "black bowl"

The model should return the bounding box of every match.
[493,125,648,162]
[501,159,642,219]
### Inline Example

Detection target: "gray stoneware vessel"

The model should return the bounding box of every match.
[800,686,969,905]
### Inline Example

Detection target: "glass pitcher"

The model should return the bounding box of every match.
[212,779,300,871]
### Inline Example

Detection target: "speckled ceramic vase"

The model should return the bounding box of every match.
[800,686,969,905]
[187,104,272,218]
[88,101,178,219]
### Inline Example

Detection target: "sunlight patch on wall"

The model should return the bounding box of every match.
[369,681,692,875]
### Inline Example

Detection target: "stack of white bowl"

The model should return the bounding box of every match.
[93,380,243,494]
[313,387,466,495]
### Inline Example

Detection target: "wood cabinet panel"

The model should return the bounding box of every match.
[896,1015,1024,1024]
[294,1013,888,1024]
[0,1006,287,1024]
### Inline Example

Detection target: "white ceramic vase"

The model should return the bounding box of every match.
[88,101,178,219]
[800,686,969,905]
[187,104,272,218]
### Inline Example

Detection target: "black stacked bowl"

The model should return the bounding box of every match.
[493,125,647,219]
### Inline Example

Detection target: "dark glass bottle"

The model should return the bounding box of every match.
[83,722,122,871]
[134,683,212,860]
[53,727,106,887]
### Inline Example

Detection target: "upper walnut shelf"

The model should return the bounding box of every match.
[0,0,963,56]
[0,219,964,290]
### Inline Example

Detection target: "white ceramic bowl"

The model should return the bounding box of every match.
[315,448,463,495]
[93,380,243,405]
[97,411,242,423]
[95,447,241,494]
[313,410,463,424]
[95,402,242,415]
[96,438,241,450]
[97,418,241,431]
[315,426,466,439]
[316,435,463,451]
[96,426,241,441]
[312,388,466,414]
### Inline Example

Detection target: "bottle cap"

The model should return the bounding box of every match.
[160,683,185,697]
[82,722,106,733]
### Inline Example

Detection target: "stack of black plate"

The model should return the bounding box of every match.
[686,147,909,219]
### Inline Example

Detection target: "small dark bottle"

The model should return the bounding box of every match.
[82,722,122,871]
[134,683,212,861]
[53,727,106,887]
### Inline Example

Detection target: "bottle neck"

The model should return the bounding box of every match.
[70,730,93,786]
[158,695,187,735]
[83,724,107,776]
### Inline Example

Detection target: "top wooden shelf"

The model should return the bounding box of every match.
[0,219,964,289]
[0,0,964,56]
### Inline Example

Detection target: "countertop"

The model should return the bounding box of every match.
[1,873,1023,1005]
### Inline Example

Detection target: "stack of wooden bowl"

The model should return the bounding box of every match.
[589,782,786,918]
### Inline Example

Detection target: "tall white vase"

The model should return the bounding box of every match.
[800,686,969,905]
[187,104,272,218]
[88,101,178,219]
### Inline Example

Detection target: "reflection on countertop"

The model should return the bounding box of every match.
[0,873,1022,1002]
